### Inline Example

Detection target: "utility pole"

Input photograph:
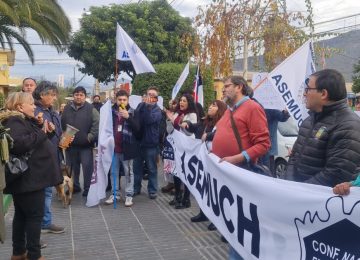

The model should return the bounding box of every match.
[94,79,100,95]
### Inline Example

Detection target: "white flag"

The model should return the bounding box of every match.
[86,100,115,207]
[172,62,189,100]
[116,23,156,74]
[267,40,316,128]
[252,72,284,110]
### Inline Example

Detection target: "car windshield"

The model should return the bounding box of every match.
[278,117,298,137]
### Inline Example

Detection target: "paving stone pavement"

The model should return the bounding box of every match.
[0,174,228,260]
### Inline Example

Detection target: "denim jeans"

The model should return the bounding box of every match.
[134,147,158,194]
[229,246,244,260]
[111,153,134,197]
[41,187,53,228]
[12,189,45,260]
[66,146,93,192]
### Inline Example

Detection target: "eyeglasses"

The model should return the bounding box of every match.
[117,99,127,101]
[304,78,318,94]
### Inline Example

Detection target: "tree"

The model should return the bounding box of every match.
[68,0,195,83]
[260,2,307,71]
[132,63,214,109]
[195,0,274,78]
[352,60,360,94]
[0,0,72,63]
[194,0,311,77]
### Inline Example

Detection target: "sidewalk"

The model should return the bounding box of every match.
[0,177,228,260]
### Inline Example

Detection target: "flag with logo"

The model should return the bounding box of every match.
[86,100,115,207]
[267,40,316,128]
[193,66,203,106]
[172,62,189,100]
[116,23,156,74]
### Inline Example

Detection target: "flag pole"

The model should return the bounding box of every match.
[111,153,117,209]
[114,59,119,98]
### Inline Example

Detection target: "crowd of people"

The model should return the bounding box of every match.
[2,68,360,260]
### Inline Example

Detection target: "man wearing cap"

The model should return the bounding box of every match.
[92,95,103,112]
[61,86,99,197]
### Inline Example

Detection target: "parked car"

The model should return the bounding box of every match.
[274,117,298,178]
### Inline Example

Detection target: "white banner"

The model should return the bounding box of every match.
[128,95,163,110]
[167,130,360,259]
[355,111,360,118]
[172,62,189,100]
[251,72,284,110]
[268,40,316,128]
[116,23,156,74]
[86,100,115,207]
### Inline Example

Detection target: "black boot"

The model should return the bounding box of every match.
[208,222,217,231]
[174,193,183,209]
[191,210,208,222]
[176,198,190,209]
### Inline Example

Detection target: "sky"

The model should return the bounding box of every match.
[9,0,360,90]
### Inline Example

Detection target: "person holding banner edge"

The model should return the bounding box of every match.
[182,100,227,229]
[165,93,198,209]
[212,76,270,259]
[283,69,360,187]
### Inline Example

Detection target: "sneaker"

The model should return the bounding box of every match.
[41,224,65,234]
[125,196,133,207]
[149,193,157,199]
[104,194,120,205]
[40,239,48,249]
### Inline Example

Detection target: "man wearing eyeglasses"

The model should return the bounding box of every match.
[283,69,360,187]
[212,75,270,260]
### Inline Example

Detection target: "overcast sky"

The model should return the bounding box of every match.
[10,0,360,86]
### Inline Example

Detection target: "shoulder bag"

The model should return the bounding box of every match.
[229,110,273,177]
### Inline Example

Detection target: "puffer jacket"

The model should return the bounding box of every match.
[284,99,360,187]
[0,111,63,194]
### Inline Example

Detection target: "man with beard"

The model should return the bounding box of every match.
[61,86,99,197]
[212,75,270,259]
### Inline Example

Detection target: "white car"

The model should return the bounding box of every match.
[274,117,298,178]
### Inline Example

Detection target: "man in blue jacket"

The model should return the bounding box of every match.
[133,87,162,199]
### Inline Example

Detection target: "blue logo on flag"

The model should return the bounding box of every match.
[122,51,129,59]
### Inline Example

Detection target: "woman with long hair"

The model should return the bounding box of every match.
[182,100,227,228]
[165,93,197,209]
[1,92,62,260]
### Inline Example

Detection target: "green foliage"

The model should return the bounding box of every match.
[68,0,195,83]
[352,60,360,94]
[0,93,4,108]
[0,0,71,63]
[132,63,215,109]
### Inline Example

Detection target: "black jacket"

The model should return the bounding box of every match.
[186,120,215,141]
[284,99,360,187]
[61,102,99,147]
[2,114,63,194]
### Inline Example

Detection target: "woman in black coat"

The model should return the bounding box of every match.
[181,100,227,230]
[1,92,62,260]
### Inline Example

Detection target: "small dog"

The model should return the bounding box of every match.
[55,164,74,208]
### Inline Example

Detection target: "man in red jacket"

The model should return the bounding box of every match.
[212,75,270,259]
